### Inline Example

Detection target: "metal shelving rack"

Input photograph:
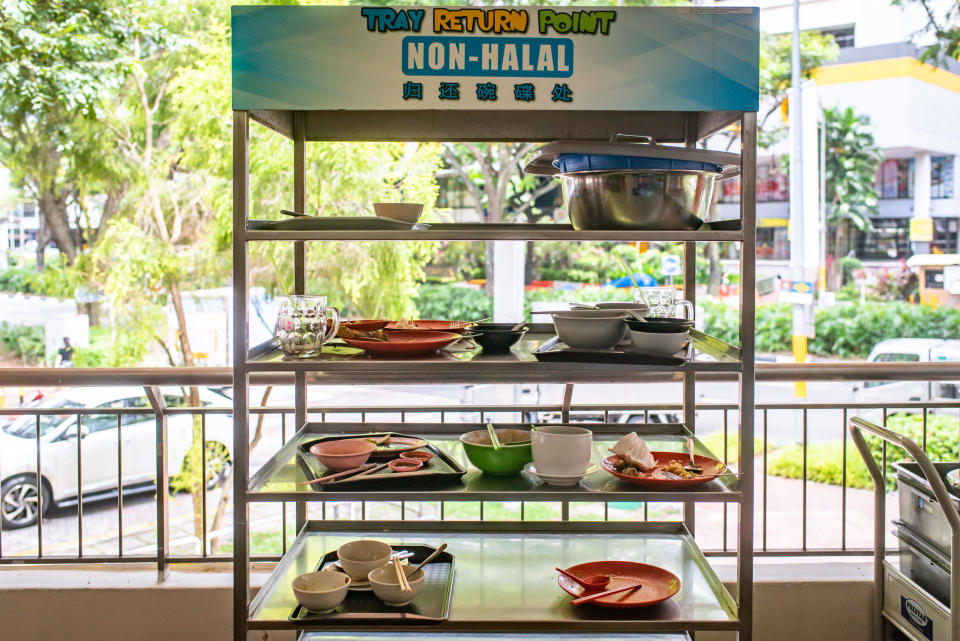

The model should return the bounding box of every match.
[231,11,757,641]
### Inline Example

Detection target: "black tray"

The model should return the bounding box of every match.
[296,433,466,491]
[533,336,686,366]
[289,544,454,625]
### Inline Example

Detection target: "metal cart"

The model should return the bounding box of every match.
[850,416,959,641]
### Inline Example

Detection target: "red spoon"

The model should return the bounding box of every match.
[556,566,611,591]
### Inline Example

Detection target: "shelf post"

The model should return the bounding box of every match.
[737,110,758,641]
[683,114,698,537]
[232,109,251,641]
[293,112,308,531]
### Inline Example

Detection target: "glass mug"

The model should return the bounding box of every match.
[633,287,694,319]
[276,295,341,358]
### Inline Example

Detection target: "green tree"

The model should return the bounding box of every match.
[0,0,127,265]
[893,0,960,66]
[823,105,882,289]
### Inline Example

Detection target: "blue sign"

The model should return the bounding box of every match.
[661,254,682,277]
[232,6,759,111]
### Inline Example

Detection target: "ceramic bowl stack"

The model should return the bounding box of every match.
[625,317,694,356]
[551,310,629,350]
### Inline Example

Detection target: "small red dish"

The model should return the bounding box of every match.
[601,452,726,489]
[342,329,461,357]
[388,458,423,473]
[342,319,389,332]
[385,320,472,333]
[401,450,434,463]
[557,560,680,608]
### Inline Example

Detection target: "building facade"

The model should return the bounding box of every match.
[713,0,960,263]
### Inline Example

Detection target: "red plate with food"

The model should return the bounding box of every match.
[601,452,726,488]
[342,319,389,332]
[385,319,473,333]
[342,329,462,356]
[558,560,681,608]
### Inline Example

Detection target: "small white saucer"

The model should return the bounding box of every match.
[524,462,599,487]
[323,562,372,591]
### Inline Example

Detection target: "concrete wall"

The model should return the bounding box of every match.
[0,560,874,641]
[0,293,88,359]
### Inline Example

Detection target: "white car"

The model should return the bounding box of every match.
[0,386,233,529]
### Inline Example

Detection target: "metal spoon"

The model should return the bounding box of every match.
[486,423,502,450]
[555,566,611,591]
[510,321,527,331]
[684,437,703,475]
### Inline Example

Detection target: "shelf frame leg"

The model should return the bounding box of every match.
[232,109,251,641]
[737,110,758,641]
[293,111,308,531]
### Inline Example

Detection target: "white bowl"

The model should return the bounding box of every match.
[291,570,351,613]
[368,563,426,606]
[552,313,627,350]
[592,302,650,319]
[629,328,690,356]
[373,203,424,223]
[337,539,393,582]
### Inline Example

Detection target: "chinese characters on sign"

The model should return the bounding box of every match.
[374,6,615,105]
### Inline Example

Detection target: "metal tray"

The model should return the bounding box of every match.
[289,544,454,625]
[533,336,686,366]
[296,433,466,491]
[892,520,951,608]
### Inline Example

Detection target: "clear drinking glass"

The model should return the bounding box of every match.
[276,295,341,358]
[633,287,694,319]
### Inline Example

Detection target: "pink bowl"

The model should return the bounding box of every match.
[309,439,377,471]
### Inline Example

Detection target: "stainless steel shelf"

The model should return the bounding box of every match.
[299,632,692,641]
[247,421,740,502]
[246,331,743,384]
[249,521,738,633]
[244,223,743,243]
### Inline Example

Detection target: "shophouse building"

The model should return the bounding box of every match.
[713,0,960,264]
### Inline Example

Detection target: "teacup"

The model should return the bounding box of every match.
[633,287,693,320]
[531,425,593,475]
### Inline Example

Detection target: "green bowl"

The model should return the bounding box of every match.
[459,429,533,475]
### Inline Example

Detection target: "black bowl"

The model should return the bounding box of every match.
[626,317,694,333]
[472,324,527,353]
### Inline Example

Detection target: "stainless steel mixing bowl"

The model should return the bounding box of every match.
[560,169,720,231]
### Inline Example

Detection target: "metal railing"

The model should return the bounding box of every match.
[0,361,957,575]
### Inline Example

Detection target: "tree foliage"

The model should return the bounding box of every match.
[893,0,960,67]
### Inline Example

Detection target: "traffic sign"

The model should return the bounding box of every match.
[661,254,682,277]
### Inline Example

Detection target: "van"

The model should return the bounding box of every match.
[853,338,960,407]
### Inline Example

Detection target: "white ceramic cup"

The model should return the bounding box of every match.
[531,425,593,475]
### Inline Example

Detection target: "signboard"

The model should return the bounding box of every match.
[661,254,682,277]
[232,6,759,111]
[910,217,934,242]
[779,279,814,305]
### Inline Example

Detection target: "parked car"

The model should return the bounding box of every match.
[0,386,233,529]
[853,339,960,407]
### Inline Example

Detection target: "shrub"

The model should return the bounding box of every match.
[414,283,492,320]
[766,412,959,490]
[0,322,45,364]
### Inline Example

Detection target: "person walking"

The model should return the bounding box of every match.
[55,337,74,368]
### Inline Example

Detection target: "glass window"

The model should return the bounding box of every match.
[820,25,855,48]
[853,218,910,259]
[933,218,958,254]
[931,156,954,199]
[875,159,914,199]
[865,352,920,388]
[1,400,83,439]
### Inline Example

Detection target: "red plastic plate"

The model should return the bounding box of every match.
[558,560,681,608]
[601,452,726,488]
[342,329,461,356]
